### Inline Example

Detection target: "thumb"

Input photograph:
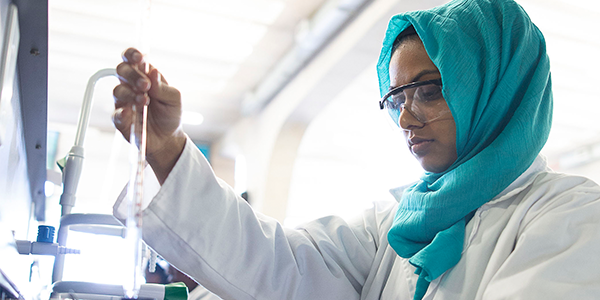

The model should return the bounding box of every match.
[148,68,181,105]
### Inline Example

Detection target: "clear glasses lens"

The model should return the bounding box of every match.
[381,83,450,125]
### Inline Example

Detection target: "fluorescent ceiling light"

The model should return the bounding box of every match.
[170,76,228,95]
[151,55,240,81]
[147,5,267,63]
[565,0,600,14]
[50,9,134,45]
[182,111,204,125]
[50,1,269,64]
[153,0,286,25]
[50,0,142,23]
[518,1,600,44]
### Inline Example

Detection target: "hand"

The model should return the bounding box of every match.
[113,47,186,184]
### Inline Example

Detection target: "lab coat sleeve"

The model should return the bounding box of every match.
[114,137,391,300]
[482,174,600,299]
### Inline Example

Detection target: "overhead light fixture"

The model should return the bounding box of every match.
[148,4,267,63]
[50,1,269,64]
[182,111,204,125]
[153,0,286,25]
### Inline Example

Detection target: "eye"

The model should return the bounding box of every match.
[389,92,406,108]
[415,84,443,102]
[382,99,398,110]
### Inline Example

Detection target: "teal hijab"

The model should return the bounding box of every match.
[377,0,553,298]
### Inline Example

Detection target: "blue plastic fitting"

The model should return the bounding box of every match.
[37,225,56,243]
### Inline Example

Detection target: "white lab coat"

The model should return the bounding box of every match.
[114,138,600,299]
[188,285,223,300]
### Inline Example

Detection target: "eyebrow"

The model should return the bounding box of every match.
[389,69,440,89]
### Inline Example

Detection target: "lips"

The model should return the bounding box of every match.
[408,136,434,155]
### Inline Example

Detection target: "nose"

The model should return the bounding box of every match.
[398,104,424,129]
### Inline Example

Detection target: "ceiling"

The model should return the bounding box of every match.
[47,0,333,144]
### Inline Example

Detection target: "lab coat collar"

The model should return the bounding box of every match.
[388,154,550,204]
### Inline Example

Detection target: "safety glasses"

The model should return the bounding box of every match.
[379,78,451,126]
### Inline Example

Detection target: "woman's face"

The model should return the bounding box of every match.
[389,37,457,173]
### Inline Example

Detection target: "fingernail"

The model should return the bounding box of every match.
[155,72,162,86]
[136,94,150,106]
[135,94,145,104]
[137,78,149,91]
[133,52,143,63]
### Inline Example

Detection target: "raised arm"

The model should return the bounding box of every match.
[111,48,393,299]
[119,141,390,299]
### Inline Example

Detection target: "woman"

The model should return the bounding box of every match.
[112,0,600,299]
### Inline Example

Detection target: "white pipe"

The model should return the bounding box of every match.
[74,68,117,147]
[15,240,80,255]
[54,69,117,284]
[59,68,116,216]
[241,0,372,115]
[52,213,124,283]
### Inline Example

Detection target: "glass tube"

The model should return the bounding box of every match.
[124,0,151,298]
[123,102,147,299]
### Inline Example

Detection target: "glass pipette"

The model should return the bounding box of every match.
[124,0,151,298]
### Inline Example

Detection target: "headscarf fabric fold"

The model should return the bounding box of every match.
[376,0,553,298]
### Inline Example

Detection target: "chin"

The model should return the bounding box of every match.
[418,158,451,174]
[422,166,446,173]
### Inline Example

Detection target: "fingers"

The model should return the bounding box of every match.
[122,48,144,64]
[113,84,135,108]
[113,79,147,140]
[122,47,151,74]
[113,48,182,143]
[117,48,152,95]
[112,107,131,142]
[116,62,150,93]
[114,48,153,141]
[112,83,135,141]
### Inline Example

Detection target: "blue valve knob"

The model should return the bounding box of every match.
[37,225,55,243]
